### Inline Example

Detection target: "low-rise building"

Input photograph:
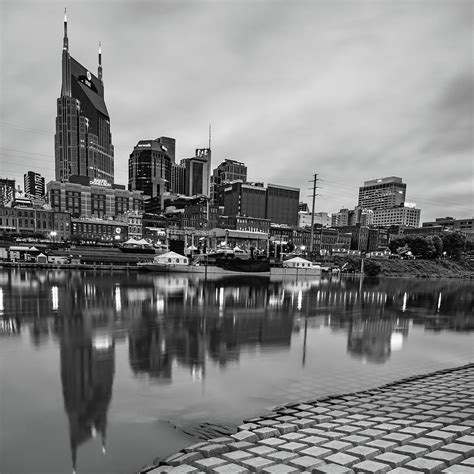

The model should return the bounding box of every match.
[48,176,144,220]
[0,206,71,240]
[70,217,128,243]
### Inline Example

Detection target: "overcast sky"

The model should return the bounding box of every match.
[1,0,472,222]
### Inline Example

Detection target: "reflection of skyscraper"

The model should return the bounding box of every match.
[128,318,172,382]
[347,319,395,364]
[58,315,115,472]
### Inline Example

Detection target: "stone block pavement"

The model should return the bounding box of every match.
[138,364,474,473]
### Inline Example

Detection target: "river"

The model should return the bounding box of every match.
[0,269,472,473]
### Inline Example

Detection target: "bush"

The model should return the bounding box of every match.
[364,259,381,276]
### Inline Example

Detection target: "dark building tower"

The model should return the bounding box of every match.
[210,159,247,205]
[55,10,114,184]
[128,139,172,197]
[24,171,45,198]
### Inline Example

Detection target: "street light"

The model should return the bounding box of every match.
[50,231,57,242]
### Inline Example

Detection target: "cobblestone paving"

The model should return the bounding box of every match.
[139,364,474,473]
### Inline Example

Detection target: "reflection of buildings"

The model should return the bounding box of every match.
[347,319,410,364]
[57,314,115,473]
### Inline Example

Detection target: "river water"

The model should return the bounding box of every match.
[0,269,472,474]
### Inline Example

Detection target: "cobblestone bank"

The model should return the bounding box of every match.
[139,364,474,473]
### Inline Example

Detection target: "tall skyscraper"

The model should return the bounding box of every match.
[128,139,172,198]
[358,177,406,210]
[55,11,114,183]
[24,171,45,198]
[0,178,15,206]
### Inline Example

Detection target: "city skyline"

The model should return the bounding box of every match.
[1,1,472,222]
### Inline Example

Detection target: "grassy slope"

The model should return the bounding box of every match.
[333,256,474,278]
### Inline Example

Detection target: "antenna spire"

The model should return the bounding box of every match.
[208,123,211,150]
[98,41,103,81]
[63,8,69,50]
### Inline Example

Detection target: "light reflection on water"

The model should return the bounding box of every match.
[0,269,472,474]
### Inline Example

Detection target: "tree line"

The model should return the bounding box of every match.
[389,233,470,259]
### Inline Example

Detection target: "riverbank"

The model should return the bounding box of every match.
[140,363,474,473]
[334,256,474,278]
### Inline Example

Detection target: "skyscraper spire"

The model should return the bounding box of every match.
[61,8,71,97]
[63,8,68,51]
[98,41,103,82]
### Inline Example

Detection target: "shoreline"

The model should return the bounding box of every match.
[139,363,474,473]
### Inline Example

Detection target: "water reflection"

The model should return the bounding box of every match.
[55,308,115,473]
[0,269,473,472]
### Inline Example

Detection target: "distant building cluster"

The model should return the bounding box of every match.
[0,13,471,253]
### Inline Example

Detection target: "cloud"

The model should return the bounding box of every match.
[0,0,472,222]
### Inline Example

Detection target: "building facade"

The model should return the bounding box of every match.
[24,172,45,198]
[0,178,15,206]
[70,217,128,243]
[0,206,71,240]
[128,139,172,198]
[373,205,421,227]
[55,13,114,183]
[266,184,300,227]
[422,217,473,234]
[224,182,267,220]
[182,148,211,197]
[48,176,144,219]
[358,177,406,210]
[210,159,247,205]
[171,163,186,195]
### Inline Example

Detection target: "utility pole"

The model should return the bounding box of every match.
[309,173,319,254]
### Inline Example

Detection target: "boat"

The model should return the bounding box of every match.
[138,251,270,275]
[138,252,321,278]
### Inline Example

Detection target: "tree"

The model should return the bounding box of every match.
[364,259,381,277]
[441,233,466,259]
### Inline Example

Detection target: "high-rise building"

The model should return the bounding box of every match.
[24,171,45,198]
[156,137,176,163]
[55,11,114,183]
[358,177,406,210]
[0,178,15,206]
[171,163,186,195]
[128,139,172,198]
[210,159,247,205]
[182,148,211,197]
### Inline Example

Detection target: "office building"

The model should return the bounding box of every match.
[128,139,172,198]
[156,137,176,163]
[24,172,45,198]
[55,12,114,183]
[210,159,247,205]
[266,184,300,226]
[182,148,211,197]
[171,163,186,195]
[224,182,267,220]
[0,178,15,206]
[48,176,144,219]
[358,177,406,210]
[373,204,421,227]
[223,182,299,226]
[422,217,473,234]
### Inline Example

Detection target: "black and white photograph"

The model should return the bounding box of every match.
[0,1,473,473]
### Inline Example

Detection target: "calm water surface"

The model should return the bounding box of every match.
[0,269,472,474]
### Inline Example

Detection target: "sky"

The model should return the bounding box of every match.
[0,0,472,222]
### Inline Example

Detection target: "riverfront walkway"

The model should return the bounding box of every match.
[140,364,474,473]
